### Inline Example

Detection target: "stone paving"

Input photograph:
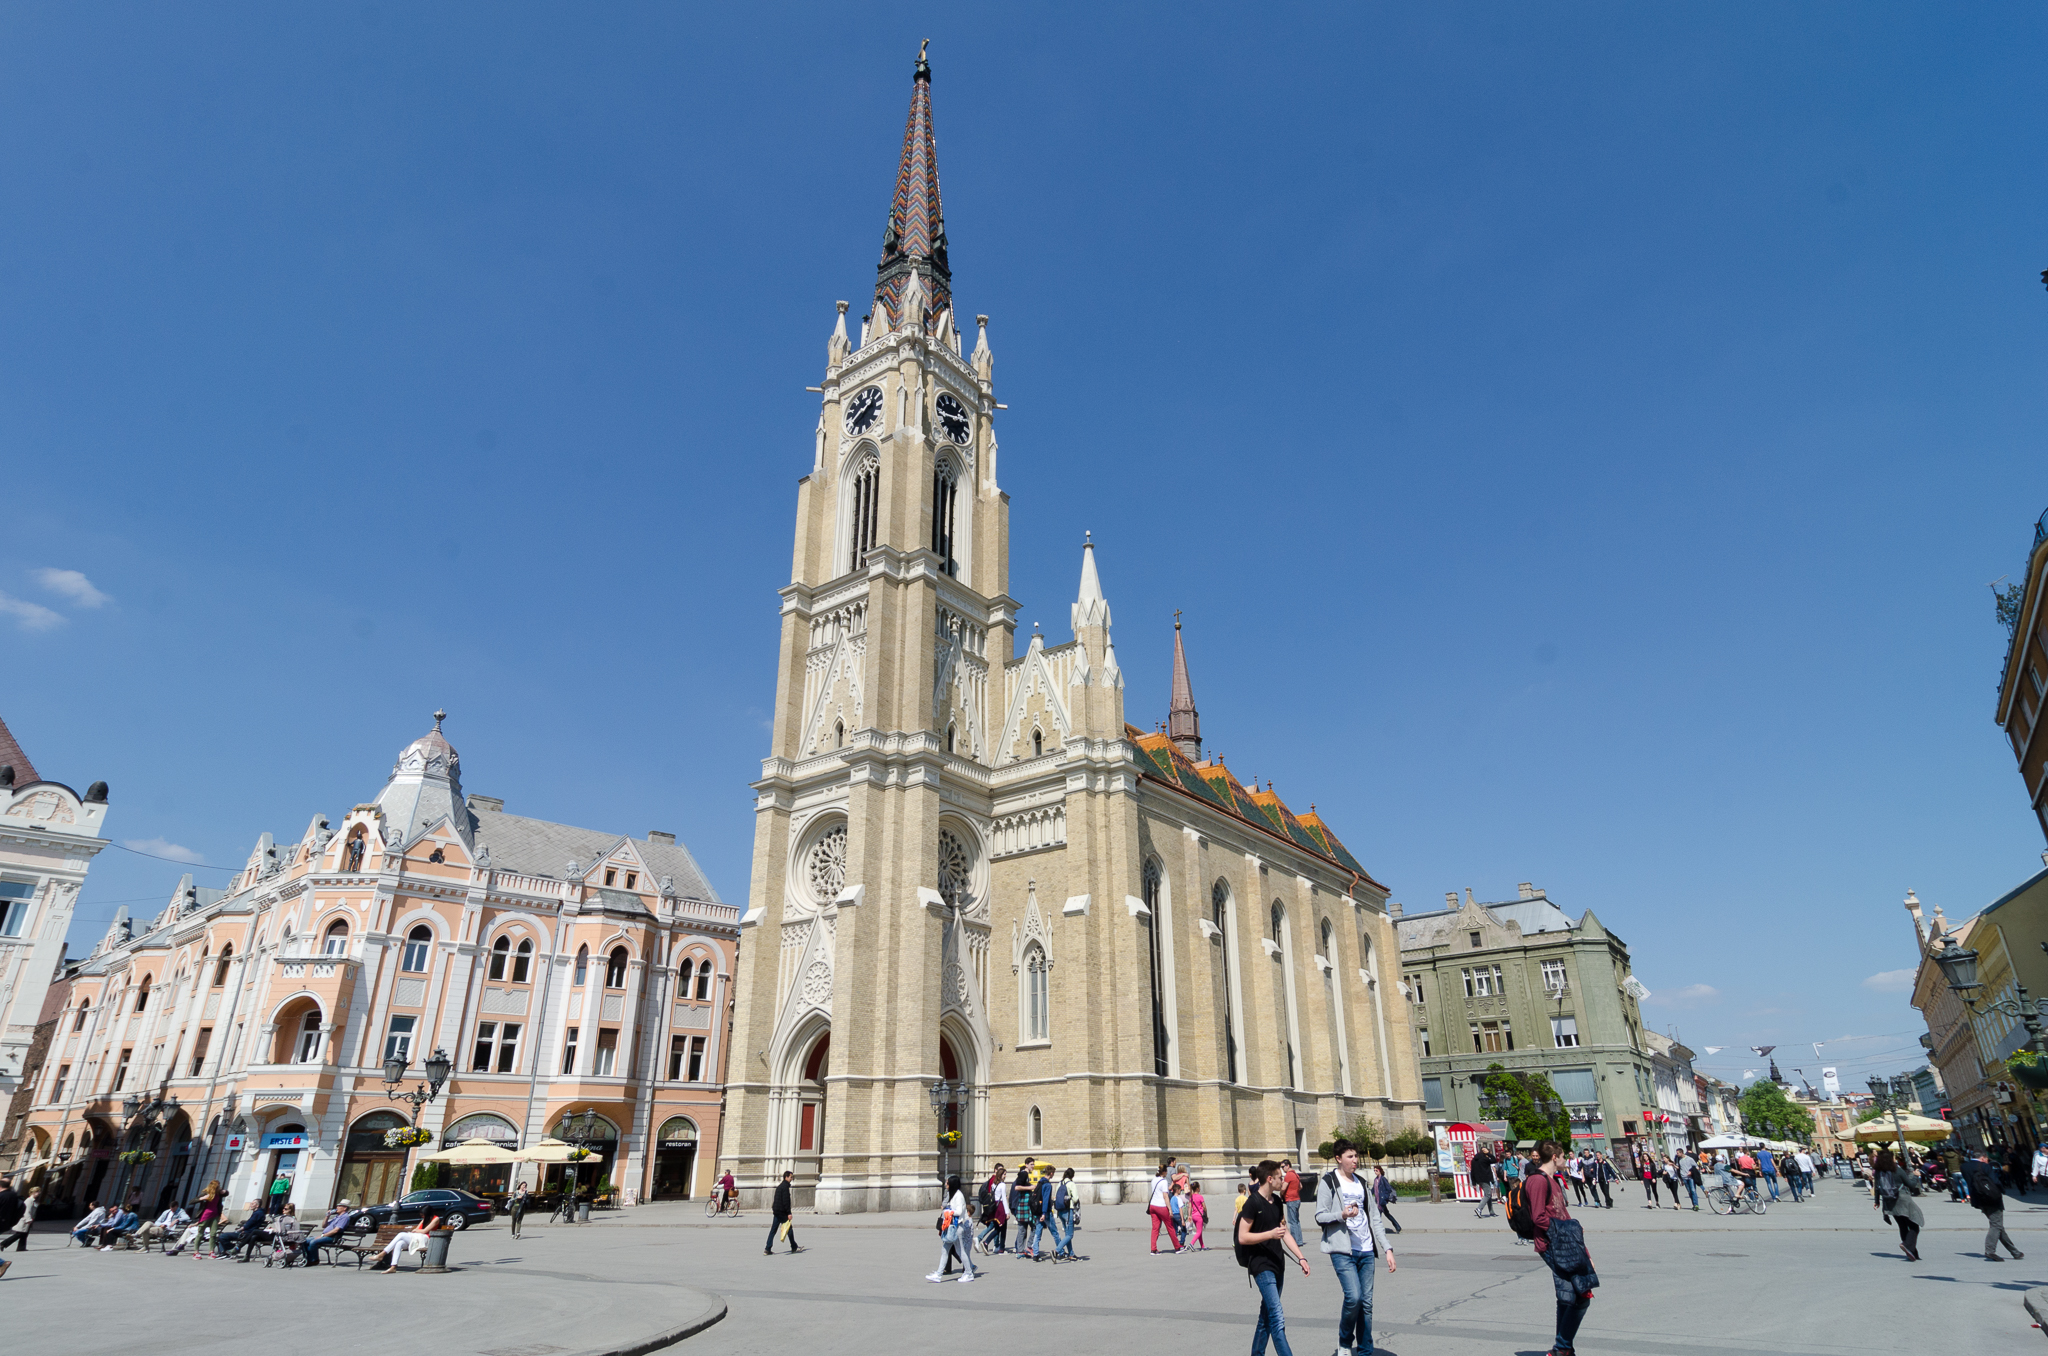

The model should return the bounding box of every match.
[4,1176,2042,1355]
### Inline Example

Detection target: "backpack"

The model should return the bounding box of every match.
[1504,1176,1539,1241]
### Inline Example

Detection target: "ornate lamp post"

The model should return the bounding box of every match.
[381,1046,452,1194]
[557,1108,604,1221]
[929,1079,965,1185]
[1933,936,2048,1054]
[1866,1075,1918,1164]
[113,1090,178,1207]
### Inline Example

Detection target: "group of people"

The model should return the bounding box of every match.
[1468,1145,1619,1217]
[1232,1141,1410,1356]
[1879,1144,2030,1265]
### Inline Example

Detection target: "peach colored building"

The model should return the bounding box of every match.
[20,716,736,1216]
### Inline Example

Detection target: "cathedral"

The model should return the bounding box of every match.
[721,47,1424,1212]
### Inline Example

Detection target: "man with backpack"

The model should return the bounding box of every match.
[1469,1143,1498,1218]
[1513,1139,1599,1356]
[1964,1149,2025,1263]
[1237,1160,1312,1356]
[1312,1140,1396,1356]
[976,1165,1007,1254]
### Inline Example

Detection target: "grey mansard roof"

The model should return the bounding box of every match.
[468,804,722,904]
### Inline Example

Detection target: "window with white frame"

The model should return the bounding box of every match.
[1023,943,1049,1042]
[1028,1105,1042,1149]
[322,920,349,955]
[561,1026,580,1075]
[401,926,432,973]
[1551,1015,1580,1048]
[384,1015,417,1063]
[594,1028,618,1076]
[1541,959,1568,994]
[294,1009,323,1063]
[471,1021,521,1073]
[0,879,35,936]
[1419,1026,1431,1057]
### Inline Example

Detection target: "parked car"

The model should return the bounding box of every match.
[356,1188,495,1231]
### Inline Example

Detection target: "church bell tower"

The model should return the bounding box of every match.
[723,43,1014,1213]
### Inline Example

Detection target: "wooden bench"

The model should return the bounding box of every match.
[333,1224,410,1270]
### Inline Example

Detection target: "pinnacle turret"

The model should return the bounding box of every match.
[1168,614,1200,760]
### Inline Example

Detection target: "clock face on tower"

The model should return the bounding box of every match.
[845,385,884,436]
[935,392,971,444]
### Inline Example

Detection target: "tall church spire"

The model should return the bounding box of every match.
[1168,613,1201,760]
[875,40,951,332]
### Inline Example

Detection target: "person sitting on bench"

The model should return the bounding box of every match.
[300,1201,359,1267]
[92,1206,141,1250]
[217,1202,270,1258]
[137,1205,189,1248]
[369,1215,442,1273]
[69,1202,108,1248]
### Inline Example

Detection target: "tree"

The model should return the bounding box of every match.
[1484,1064,1571,1145]
[1738,1080,1814,1142]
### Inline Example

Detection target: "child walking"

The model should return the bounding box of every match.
[1187,1180,1208,1250]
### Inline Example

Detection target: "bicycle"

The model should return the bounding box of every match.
[1706,1181,1768,1216]
[705,1191,743,1219]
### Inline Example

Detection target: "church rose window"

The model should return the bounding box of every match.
[807,824,848,901]
[936,829,972,910]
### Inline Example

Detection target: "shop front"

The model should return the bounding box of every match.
[337,1111,412,1208]
[438,1113,520,1201]
[260,1125,311,1209]
[546,1111,619,1200]
[651,1117,699,1200]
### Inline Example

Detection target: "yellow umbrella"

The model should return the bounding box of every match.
[418,1136,521,1164]
[1853,1112,1952,1144]
[512,1136,584,1163]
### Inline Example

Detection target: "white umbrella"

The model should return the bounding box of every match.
[1697,1133,1761,1149]
[418,1136,520,1164]
[512,1136,584,1163]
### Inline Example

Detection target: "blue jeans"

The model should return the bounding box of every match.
[1251,1266,1295,1356]
[1284,1200,1302,1245]
[1682,1178,1698,1208]
[977,1218,1005,1252]
[1787,1172,1804,1201]
[1330,1249,1377,1353]
[1763,1172,1779,1201]
[1035,1210,1069,1255]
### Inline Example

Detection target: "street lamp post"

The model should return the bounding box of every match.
[381,1047,452,1197]
[1866,1075,1918,1166]
[556,1108,604,1221]
[929,1079,965,1186]
[113,1090,179,1208]
[1933,936,2048,1054]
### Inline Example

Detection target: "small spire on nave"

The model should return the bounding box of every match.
[1168,611,1201,760]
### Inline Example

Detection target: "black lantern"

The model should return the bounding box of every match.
[424,1047,453,1094]
[383,1052,408,1087]
[1934,938,1981,995]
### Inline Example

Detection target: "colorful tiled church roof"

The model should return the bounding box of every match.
[874,41,951,331]
[1125,724,1384,890]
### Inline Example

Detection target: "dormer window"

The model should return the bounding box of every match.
[1032,729,1043,758]
[625,872,637,891]
[1469,931,1482,949]
[605,868,617,886]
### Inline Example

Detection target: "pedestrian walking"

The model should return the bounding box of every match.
[2009,1146,2032,1198]
[1281,1159,1304,1246]
[1011,1166,1039,1259]
[1594,1152,1616,1208]
[193,1180,225,1258]
[1566,1153,1588,1206]
[1373,1164,1403,1234]
[1053,1167,1080,1259]
[1,1185,40,1255]
[1237,1159,1312,1356]
[1148,1161,1182,1254]
[1675,1152,1700,1210]
[1659,1157,1682,1209]
[2033,1145,2048,1194]
[1964,1150,2024,1263]
[1187,1179,1208,1251]
[508,1183,528,1239]
[1758,1148,1780,1202]
[1313,1140,1397,1356]
[929,1174,978,1283]
[977,1164,1008,1254]
[1526,1140,1600,1356]
[1870,1149,1923,1262]
[1469,1142,1499,1217]
[1639,1154,1658,1208]
[1786,1150,1809,1203]
[764,1170,804,1255]
[1945,1147,1966,1202]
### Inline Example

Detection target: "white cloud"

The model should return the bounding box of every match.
[33,568,111,608]
[0,591,66,632]
[1862,969,1916,994]
[124,837,206,864]
[1645,982,1719,1006]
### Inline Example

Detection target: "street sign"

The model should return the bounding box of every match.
[223,1134,245,1152]
[260,1132,309,1150]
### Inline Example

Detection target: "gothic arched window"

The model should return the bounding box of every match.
[696,961,713,1001]
[679,957,694,996]
[1213,879,1238,1083]
[1143,860,1168,1077]
[1032,728,1044,758]
[402,926,432,973]
[488,935,511,980]
[574,944,589,986]
[1271,902,1285,946]
[134,975,151,1012]
[931,457,959,576]
[1028,1105,1043,1149]
[512,938,533,984]
[1319,918,1333,963]
[1024,943,1050,1042]
[848,450,880,572]
[606,946,629,989]
[323,920,349,955]
[213,945,233,987]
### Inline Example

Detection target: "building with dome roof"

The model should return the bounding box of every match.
[16,715,737,1216]
[721,49,1422,1213]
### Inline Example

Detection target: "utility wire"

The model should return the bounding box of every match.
[106,841,235,869]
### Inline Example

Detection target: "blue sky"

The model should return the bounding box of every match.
[4,4,2043,1091]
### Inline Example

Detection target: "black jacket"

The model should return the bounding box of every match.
[772,1180,793,1219]
[1468,1152,1495,1187]
[0,1187,22,1232]
[1965,1161,2005,1212]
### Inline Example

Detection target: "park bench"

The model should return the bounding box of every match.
[333,1224,410,1270]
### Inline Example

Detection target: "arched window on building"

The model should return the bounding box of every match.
[213,946,233,987]
[1024,943,1049,1042]
[323,920,349,956]
[73,998,90,1032]
[488,935,511,981]
[1032,728,1044,758]
[1028,1105,1043,1149]
[834,720,846,749]
[930,457,959,576]
[848,449,880,572]
[1142,859,1168,1077]
[294,1008,324,1064]
[401,926,432,973]
[511,938,533,984]
[134,975,151,1012]
[1271,902,1285,945]
[574,945,589,986]
[696,960,712,1001]
[678,957,694,996]
[1319,918,1333,964]
[606,946,628,989]
[1213,879,1238,1084]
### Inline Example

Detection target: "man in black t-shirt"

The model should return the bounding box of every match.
[1469,1145,1498,1218]
[1238,1160,1311,1356]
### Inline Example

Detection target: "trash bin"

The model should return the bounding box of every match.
[576,1201,591,1223]
[419,1227,454,1273]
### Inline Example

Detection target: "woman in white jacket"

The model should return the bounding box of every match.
[1312,1141,1395,1356]
[927,1175,977,1283]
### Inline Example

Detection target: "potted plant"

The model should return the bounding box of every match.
[118,1149,156,1166]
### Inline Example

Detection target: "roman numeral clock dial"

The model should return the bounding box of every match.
[845,385,883,436]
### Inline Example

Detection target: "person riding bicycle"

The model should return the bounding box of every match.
[1733,1150,1762,1202]
[718,1170,738,1211]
